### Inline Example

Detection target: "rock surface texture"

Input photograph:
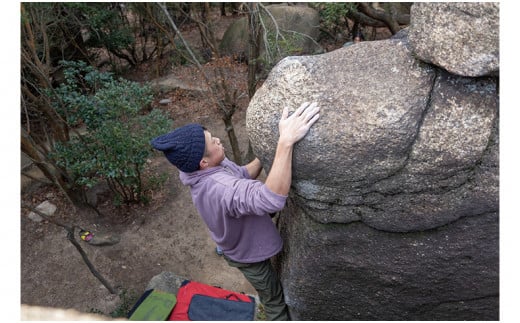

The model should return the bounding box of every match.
[246,3,498,320]
[408,2,499,77]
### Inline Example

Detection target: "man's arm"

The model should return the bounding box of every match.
[245,158,263,179]
[265,101,320,196]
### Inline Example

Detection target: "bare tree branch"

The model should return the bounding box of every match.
[157,2,204,70]
[257,3,286,63]
[357,2,400,34]
[157,2,244,164]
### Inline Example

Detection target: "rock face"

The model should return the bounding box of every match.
[408,2,499,77]
[277,201,498,320]
[246,4,499,320]
[146,271,188,295]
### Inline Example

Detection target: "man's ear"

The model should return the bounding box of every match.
[199,158,208,170]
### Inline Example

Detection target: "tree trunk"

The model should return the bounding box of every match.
[231,3,241,15]
[247,2,261,99]
[21,131,85,207]
[348,3,410,36]
[244,2,263,164]
[223,115,243,165]
[357,2,401,34]
[21,3,88,207]
[198,2,211,49]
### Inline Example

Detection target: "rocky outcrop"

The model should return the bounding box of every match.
[408,2,499,77]
[246,3,498,320]
[27,200,57,222]
[146,271,188,295]
[219,4,322,62]
[248,36,498,232]
[277,201,498,320]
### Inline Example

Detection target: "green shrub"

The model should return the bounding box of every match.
[69,3,135,54]
[50,60,171,205]
[312,2,357,39]
[170,39,192,66]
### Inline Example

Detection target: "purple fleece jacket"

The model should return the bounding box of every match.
[179,158,287,263]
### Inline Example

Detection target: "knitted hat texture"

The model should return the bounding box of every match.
[151,124,206,173]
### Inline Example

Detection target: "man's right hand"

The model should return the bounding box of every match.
[278,101,320,147]
[265,101,321,196]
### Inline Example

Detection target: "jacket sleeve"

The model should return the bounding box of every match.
[224,178,287,218]
[222,158,251,179]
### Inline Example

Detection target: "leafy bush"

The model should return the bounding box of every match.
[68,3,135,54]
[50,60,171,205]
[170,39,192,66]
[312,2,357,39]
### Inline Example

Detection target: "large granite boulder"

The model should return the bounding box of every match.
[246,23,498,321]
[408,2,499,77]
[277,201,498,320]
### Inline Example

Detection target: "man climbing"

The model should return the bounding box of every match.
[151,101,320,320]
[343,29,365,47]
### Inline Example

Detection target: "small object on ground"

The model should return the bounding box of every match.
[78,229,120,246]
[79,229,94,242]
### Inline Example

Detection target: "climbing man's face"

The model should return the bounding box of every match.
[201,130,225,168]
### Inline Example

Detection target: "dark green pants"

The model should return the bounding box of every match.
[224,256,290,321]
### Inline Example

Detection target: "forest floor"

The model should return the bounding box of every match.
[19,8,385,319]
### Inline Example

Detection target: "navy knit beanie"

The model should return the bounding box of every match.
[150,124,206,173]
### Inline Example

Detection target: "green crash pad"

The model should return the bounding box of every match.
[129,289,177,321]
